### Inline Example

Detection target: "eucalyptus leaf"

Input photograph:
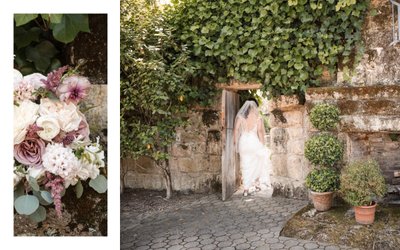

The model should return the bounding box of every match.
[89,175,108,193]
[14,182,25,201]
[14,195,39,215]
[28,176,40,192]
[75,181,84,199]
[28,205,46,223]
[41,191,54,203]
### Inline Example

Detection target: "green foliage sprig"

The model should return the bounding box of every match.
[120,0,215,160]
[340,159,387,206]
[171,0,369,96]
[305,133,343,167]
[14,14,90,74]
[305,168,340,192]
[310,103,340,131]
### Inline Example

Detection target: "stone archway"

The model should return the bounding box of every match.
[219,82,262,200]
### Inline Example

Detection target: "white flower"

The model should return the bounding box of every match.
[42,143,81,187]
[27,166,46,179]
[84,138,105,167]
[36,115,61,141]
[14,100,39,144]
[39,98,82,132]
[39,98,64,115]
[14,69,23,88]
[24,73,46,89]
[77,163,99,180]
[58,102,82,132]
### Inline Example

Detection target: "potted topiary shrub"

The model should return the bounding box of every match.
[304,103,343,211]
[340,159,387,224]
[305,168,340,211]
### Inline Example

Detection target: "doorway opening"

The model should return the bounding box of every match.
[220,83,271,200]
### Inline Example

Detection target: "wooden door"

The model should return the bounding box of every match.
[221,90,240,201]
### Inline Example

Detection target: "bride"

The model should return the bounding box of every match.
[233,100,271,196]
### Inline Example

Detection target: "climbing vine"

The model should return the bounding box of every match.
[171,0,369,97]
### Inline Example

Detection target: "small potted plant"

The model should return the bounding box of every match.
[340,159,387,224]
[304,103,343,211]
[305,168,340,211]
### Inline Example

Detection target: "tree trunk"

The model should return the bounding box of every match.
[161,160,173,199]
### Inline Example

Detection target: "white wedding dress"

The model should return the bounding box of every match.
[238,121,271,191]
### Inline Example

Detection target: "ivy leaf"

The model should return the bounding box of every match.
[25,40,59,73]
[51,14,90,43]
[14,26,41,50]
[14,14,38,26]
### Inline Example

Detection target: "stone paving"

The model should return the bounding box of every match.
[121,190,357,250]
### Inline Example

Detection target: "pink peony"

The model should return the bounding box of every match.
[14,137,46,167]
[56,75,91,104]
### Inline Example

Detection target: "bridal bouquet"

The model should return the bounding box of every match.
[13,66,107,222]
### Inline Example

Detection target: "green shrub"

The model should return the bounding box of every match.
[305,168,340,192]
[305,134,343,167]
[340,159,387,206]
[310,103,340,131]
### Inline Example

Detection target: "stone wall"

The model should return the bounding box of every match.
[306,86,400,185]
[268,0,400,198]
[267,96,308,198]
[123,99,223,193]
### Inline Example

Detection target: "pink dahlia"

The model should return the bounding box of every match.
[14,137,46,167]
[56,75,91,104]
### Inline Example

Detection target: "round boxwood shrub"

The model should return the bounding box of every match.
[340,159,387,206]
[305,168,340,193]
[310,103,340,131]
[305,133,343,167]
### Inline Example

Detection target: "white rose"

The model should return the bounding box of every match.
[24,73,46,89]
[39,98,81,132]
[14,69,23,89]
[36,115,61,141]
[39,98,63,116]
[58,102,82,132]
[14,100,39,144]
[78,162,100,180]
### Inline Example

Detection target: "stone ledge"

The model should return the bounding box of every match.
[268,95,303,112]
[340,115,400,132]
[306,85,400,101]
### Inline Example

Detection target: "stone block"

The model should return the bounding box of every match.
[125,172,164,190]
[82,84,107,135]
[208,155,222,172]
[286,127,305,140]
[270,154,288,177]
[286,140,305,155]
[270,128,288,154]
[340,115,400,132]
[267,95,302,112]
[171,143,192,158]
[286,155,304,180]
[269,110,304,128]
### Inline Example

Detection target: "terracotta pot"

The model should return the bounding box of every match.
[310,191,333,212]
[354,202,377,225]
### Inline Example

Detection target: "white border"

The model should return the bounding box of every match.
[0,0,120,248]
